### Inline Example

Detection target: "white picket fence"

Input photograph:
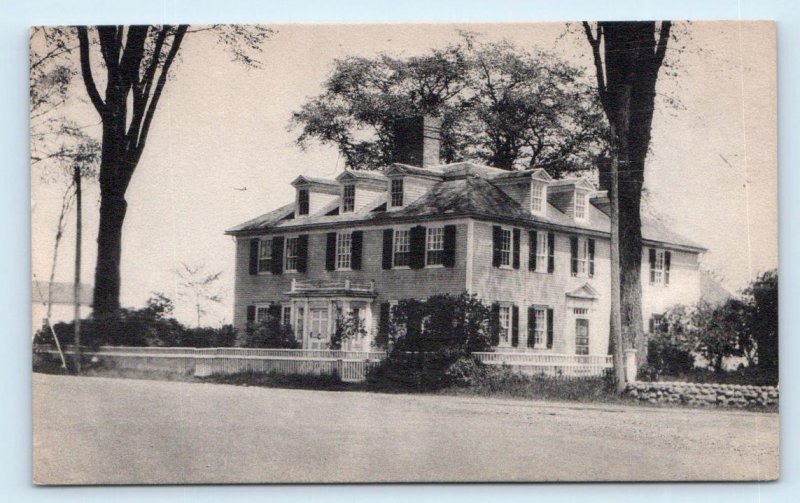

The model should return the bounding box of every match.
[34,345,611,381]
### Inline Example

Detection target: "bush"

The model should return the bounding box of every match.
[34,294,238,349]
[745,270,778,372]
[367,293,495,391]
[241,319,301,349]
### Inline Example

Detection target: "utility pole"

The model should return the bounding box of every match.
[73,163,82,372]
[609,154,625,393]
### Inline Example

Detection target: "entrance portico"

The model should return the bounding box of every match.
[286,279,377,351]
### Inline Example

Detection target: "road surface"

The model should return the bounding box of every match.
[32,373,779,484]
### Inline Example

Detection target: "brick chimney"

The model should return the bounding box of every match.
[390,114,441,168]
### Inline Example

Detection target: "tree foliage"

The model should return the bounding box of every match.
[291,34,609,174]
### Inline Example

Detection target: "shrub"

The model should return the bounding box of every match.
[330,311,368,350]
[367,293,495,391]
[241,319,300,349]
[745,270,778,372]
[34,294,238,349]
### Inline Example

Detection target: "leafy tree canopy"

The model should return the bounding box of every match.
[291,33,610,174]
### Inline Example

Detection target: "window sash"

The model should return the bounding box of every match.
[342,184,355,212]
[575,193,586,219]
[336,232,352,270]
[652,250,665,284]
[284,237,299,271]
[298,189,309,215]
[390,179,404,207]
[535,232,548,266]
[530,183,544,213]
[426,227,445,265]
[258,238,272,273]
[255,306,270,324]
[532,308,546,346]
[500,229,512,266]
[281,306,292,327]
[577,239,588,274]
[498,306,511,345]
[393,229,410,267]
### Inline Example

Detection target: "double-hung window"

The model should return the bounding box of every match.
[531,307,546,347]
[342,184,355,213]
[390,179,404,207]
[651,249,666,284]
[426,227,444,266]
[284,236,299,272]
[336,232,352,270]
[530,182,545,214]
[281,305,292,328]
[575,192,587,219]
[393,229,410,267]
[258,238,272,273]
[499,228,512,267]
[498,305,512,346]
[297,189,309,216]
[255,306,270,325]
[577,239,589,275]
[535,232,548,269]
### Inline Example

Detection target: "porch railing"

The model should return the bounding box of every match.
[290,278,375,293]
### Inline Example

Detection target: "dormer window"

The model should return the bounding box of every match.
[530,182,546,214]
[297,189,309,216]
[390,179,404,207]
[342,184,355,213]
[575,192,587,220]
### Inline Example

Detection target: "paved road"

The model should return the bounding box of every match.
[32,373,779,484]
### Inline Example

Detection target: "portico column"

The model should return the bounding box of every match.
[364,301,374,350]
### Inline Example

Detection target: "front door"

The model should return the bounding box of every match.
[575,318,589,355]
[308,307,330,350]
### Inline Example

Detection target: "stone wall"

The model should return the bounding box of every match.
[625,381,779,408]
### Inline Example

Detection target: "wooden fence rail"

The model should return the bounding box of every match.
[34,345,612,381]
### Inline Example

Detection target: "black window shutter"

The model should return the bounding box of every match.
[648,317,655,334]
[529,230,537,271]
[443,225,457,267]
[271,236,284,274]
[527,306,536,348]
[490,303,500,346]
[267,303,281,320]
[588,238,595,278]
[570,236,578,276]
[246,305,256,330]
[351,231,363,270]
[664,251,671,285]
[409,225,426,269]
[249,239,259,275]
[325,232,337,271]
[511,305,519,347]
[512,228,521,269]
[649,248,657,283]
[296,235,309,273]
[547,232,555,273]
[378,302,391,345]
[492,225,502,267]
[546,308,554,349]
[382,229,393,270]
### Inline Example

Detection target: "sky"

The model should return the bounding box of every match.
[30,21,777,327]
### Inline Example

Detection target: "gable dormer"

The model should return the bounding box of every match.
[546,178,595,221]
[290,176,340,217]
[383,163,443,211]
[490,168,553,216]
[336,170,388,213]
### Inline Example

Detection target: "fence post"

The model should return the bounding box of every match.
[336,358,343,381]
[624,348,638,384]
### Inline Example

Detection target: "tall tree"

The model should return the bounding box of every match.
[291,35,608,174]
[582,21,672,368]
[71,25,271,316]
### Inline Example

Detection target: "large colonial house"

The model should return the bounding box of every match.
[226,118,705,355]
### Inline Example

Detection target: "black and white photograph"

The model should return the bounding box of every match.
[29,20,778,484]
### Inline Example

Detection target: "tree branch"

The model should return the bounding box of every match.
[76,27,106,116]
[127,26,168,148]
[653,21,672,70]
[582,22,610,116]
[135,25,188,157]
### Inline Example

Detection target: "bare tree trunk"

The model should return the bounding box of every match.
[609,153,625,391]
[73,163,82,372]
